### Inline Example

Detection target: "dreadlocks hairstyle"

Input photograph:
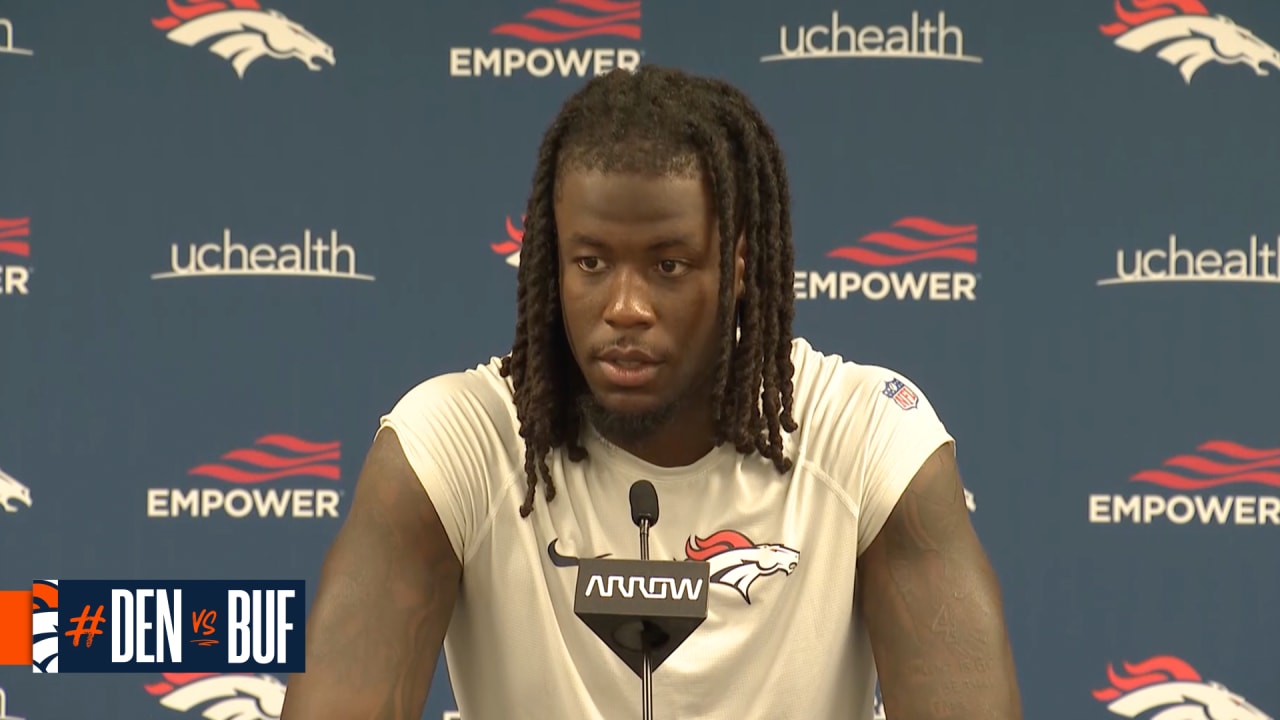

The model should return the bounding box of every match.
[499,65,799,517]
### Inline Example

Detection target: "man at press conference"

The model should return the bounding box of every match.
[280,66,1023,719]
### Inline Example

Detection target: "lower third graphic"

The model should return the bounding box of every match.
[1,579,305,673]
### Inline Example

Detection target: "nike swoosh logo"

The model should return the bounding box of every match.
[547,538,612,567]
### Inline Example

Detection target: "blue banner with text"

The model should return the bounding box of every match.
[37,579,305,674]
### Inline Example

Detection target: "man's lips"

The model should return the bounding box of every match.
[597,347,660,364]
[595,349,661,388]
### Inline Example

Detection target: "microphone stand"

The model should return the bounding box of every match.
[639,516,652,720]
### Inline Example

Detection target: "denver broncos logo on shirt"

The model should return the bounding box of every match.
[684,530,799,604]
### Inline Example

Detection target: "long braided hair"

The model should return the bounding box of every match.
[500,65,798,517]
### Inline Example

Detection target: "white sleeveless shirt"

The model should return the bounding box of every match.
[380,337,954,720]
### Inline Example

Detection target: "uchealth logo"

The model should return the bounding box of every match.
[0,688,24,720]
[0,15,34,57]
[0,465,32,514]
[491,214,525,267]
[145,673,285,719]
[146,434,342,519]
[1098,233,1278,287]
[794,216,979,302]
[0,217,32,296]
[449,0,641,78]
[762,9,981,65]
[1092,655,1273,718]
[152,228,374,282]
[153,0,334,79]
[1101,0,1280,84]
[1088,440,1280,526]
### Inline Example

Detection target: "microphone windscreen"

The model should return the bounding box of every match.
[629,480,659,527]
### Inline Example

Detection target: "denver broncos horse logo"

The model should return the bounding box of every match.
[152,0,335,79]
[1092,655,1273,719]
[684,530,799,604]
[0,466,32,513]
[30,580,58,674]
[1100,0,1280,84]
[145,672,286,720]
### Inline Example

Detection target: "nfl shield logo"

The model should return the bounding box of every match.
[882,379,919,411]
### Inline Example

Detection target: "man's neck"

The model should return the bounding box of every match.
[595,409,720,468]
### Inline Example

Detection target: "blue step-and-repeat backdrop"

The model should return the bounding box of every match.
[1,0,1277,718]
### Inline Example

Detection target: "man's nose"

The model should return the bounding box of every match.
[602,269,656,329]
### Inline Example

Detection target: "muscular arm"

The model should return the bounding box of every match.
[857,443,1022,719]
[281,427,461,720]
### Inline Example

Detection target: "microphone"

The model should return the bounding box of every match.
[574,480,709,720]
[630,480,658,560]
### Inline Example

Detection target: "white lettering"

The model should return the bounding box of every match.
[1087,494,1280,525]
[109,589,182,663]
[793,271,977,301]
[228,590,249,664]
[0,17,34,56]
[448,47,640,77]
[1165,496,1194,524]
[111,590,133,662]
[224,490,252,518]
[227,589,293,664]
[584,574,704,600]
[0,265,30,295]
[765,11,977,63]
[156,590,182,663]
[146,488,341,519]
[1100,234,1280,286]
[135,590,156,663]
[153,229,373,281]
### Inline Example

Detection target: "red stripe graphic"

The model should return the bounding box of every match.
[827,216,977,267]
[144,673,225,695]
[1091,655,1201,702]
[1129,440,1280,490]
[0,217,31,257]
[152,0,262,31]
[491,215,525,255]
[491,0,641,43]
[1100,0,1209,37]
[188,434,341,484]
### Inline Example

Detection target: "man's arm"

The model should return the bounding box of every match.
[857,443,1022,719]
[281,427,461,720]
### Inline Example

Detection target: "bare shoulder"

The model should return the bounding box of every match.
[280,426,461,720]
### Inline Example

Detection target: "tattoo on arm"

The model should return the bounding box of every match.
[282,430,461,720]
[860,446,1022,719]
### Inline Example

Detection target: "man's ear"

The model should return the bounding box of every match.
[733,233,747,299]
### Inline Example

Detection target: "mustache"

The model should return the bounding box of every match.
[590,340,665,359]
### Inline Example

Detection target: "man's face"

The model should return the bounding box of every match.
[554,167,744,439]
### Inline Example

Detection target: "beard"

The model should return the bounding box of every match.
[576,392,683,444]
